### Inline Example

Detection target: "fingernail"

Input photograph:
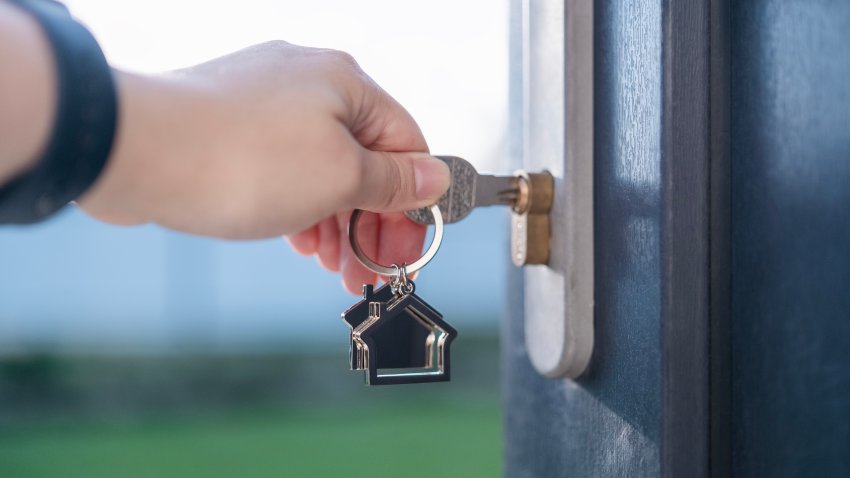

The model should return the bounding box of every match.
[414,156,450,201]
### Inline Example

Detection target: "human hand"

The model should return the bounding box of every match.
[78,41,449,293]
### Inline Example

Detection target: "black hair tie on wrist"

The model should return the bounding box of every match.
[0,0,117,224]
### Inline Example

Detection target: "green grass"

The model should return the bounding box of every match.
[0,402,501,478]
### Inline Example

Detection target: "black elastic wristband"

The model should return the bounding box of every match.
[0,0,117,224]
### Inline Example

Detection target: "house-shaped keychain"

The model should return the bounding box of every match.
[342,284,436,371]
[342,283,397,370]
[349,289,457,385]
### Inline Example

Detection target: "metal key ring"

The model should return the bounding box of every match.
[348,204,444,277]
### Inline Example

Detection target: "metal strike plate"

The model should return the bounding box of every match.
[515,0,594,379]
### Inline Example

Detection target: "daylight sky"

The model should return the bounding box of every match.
[64,0,508,173]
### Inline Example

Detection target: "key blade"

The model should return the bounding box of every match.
[474,175,521,208]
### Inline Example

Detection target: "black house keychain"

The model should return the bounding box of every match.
[341,205,457,385]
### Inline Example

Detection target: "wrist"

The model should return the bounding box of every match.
[0,0,118,224]
[77,71,164,224]
[78,71,203,225]
[0,1,56,182]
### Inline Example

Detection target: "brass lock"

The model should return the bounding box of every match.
[511,171,554,266]
[404,156,553,266]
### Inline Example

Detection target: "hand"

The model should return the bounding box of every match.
[78,41,450,293]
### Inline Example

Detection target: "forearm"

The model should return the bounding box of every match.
[0,0,56,183]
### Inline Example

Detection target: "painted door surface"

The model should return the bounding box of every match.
[730,1,850,476]
[504,1,850,476]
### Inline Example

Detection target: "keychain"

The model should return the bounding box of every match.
[341,205,457,385]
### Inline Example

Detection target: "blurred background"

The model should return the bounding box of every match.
[0,1,508,476]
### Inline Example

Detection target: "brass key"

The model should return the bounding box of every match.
[405,156,521,225]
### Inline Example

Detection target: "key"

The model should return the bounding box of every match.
[405,156,521,225]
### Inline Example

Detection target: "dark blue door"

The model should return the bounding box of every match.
[731,1,850,476]
[504,1,850,476]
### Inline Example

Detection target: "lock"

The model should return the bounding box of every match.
[404,155,592,381]
[404,156,553,266]
[511,170,554,266]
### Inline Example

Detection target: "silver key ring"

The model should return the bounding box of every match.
[348,204,444,277]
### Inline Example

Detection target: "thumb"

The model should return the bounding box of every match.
[354,151,450,212]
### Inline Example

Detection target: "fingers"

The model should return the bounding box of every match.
[336,62,449,213]
[316,216,341,272]
[344,77,429,153]
[289,212,426,295]
[338,211,379,295]
[280,52,435,291]
[285,225,319,256]
[354,150,449,213]
[342,212,425,295]
[377,212,427,272]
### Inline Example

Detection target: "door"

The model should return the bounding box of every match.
[504,1,850,476]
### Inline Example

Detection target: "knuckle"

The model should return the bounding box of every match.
[314,49,372,111]
[330,49,359,67]
[321,49,362,75]
[261,39,292,51]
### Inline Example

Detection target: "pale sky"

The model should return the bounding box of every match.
[64,0,509,173]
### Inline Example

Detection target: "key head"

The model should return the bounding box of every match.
[405,156,477,225]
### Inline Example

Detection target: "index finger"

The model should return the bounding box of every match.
[346,77,429,153]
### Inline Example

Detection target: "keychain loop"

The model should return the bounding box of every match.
[389,263,415,295]
[348,204,444,277]
[391,263,408,287]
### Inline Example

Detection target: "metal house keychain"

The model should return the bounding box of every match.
[341,205,457,385]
